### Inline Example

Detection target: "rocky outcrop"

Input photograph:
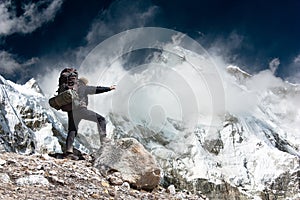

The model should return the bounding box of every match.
[0,88,36,154]
[260,170,300,200]
[0,152,202,200]
[94,138,161,190]
[163,166,250,200]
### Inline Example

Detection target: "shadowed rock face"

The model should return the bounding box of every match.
[260,170,300,200]
[93,138,161,190]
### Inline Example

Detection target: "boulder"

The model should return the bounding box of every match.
[93,138,161,190]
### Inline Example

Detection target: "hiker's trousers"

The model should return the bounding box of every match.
[66,107,106,153]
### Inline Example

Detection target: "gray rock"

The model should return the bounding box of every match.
[0,173,10,183]
[107,172,123,185]
[94,138,161,190]
[0,158,6,165]
[121,182,130,190]
[16,175,49,186]
[0,143,6,153]
[167,185,176,195]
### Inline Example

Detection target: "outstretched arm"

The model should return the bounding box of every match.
[85,85,116,94]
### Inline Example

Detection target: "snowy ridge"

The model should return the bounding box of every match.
[227,65,252,79]
[0,75,88,154]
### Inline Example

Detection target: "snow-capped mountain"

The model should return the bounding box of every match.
[0,62,299,199]
[108,101,300,199]
[91,40,299,199]
[0,75,88,155]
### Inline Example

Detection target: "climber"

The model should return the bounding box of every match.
[66,77,116,160]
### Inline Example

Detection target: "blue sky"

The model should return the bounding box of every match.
[0,0,299,83]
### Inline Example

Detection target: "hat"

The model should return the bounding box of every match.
[79,77,89,85]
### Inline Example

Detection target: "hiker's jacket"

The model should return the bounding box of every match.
[77,83,111,107]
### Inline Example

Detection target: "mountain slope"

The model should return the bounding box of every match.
[104,65,300,199]
[0,75,88,154]
[0,63,299,199]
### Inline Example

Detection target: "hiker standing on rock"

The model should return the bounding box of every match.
[65,77,116,160]
[49,68,116,160]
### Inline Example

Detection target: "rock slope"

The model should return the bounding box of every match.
[0,152,203,200]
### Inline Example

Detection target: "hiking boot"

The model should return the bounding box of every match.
[65,153,79,161]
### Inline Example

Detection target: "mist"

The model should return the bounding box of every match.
[38,27,300,133]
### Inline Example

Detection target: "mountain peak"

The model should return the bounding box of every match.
[0,74,8,85]
[226,65,252,82]
[24,78,43,94]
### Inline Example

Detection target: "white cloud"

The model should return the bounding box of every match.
[0,0,63,35]
[0,51,20,74]
[0,51,38,74]
[285,54,300,83]
[294,54,300,64]
[269,58,280,74]
[207,31,244,63]
[85,0,159,46]
[37,67,60,98]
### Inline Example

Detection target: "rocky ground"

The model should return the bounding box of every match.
[0,152,204,200]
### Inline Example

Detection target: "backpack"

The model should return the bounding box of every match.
[49,68,80,112]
